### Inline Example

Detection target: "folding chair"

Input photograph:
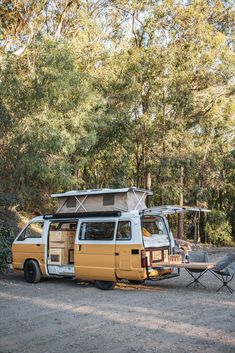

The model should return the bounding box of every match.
[210,252,235,293]
[185,251,209,288]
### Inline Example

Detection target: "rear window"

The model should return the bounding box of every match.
[142,216,169,248]
[142,217,167,236]
[79,222,115,241]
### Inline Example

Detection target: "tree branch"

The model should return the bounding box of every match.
[54,0,77,40]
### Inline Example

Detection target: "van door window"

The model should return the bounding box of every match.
[79,222,115,241]
[17,222,44,241]
[49,221,77,232]
[116,221,132,240]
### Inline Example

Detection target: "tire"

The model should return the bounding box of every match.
[128,280,142,285]
[24,260,41,283]
[94,280,116,290]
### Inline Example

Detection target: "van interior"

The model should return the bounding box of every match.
[47,221,77,276]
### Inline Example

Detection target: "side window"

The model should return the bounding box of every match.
[18,222,44,241]
[116,221,132,240]
[103,194,115,206]
[79,222,115,241]
[66,197,77,208]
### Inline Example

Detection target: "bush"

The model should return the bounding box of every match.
[0,221,15,273]
[205,210,233,246]
[0,192,17,209]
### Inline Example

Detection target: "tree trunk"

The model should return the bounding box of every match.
[145,172,152,207]
[177,165,184,239]
[194,177,202,242]
[146,171,152,191]
[193,212,198,243]
[200,211,206,243]
[194,211,201,243]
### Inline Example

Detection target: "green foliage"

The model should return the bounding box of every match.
[205,210,233,246]
[0,38,104,210]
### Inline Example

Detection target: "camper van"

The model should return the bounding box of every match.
[12,187,179,290]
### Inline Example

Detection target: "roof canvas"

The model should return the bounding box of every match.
[51,187,152,213]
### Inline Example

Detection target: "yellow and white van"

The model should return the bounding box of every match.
[12,188,178,289]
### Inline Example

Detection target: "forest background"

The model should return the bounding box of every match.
[0,0,234,250]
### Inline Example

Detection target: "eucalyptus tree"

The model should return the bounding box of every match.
[0,0,234,242]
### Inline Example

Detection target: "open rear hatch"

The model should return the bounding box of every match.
[141,205,210,280]
[141,212,173,279]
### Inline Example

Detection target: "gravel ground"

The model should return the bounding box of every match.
[0,250,235,353]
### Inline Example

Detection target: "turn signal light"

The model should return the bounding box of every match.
[141,250,147,268]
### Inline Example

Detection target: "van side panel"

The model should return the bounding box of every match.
[12,243,46,274]
[115,244,146,280]
[74,244,116,281]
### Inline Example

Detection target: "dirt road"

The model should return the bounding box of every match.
[0,251,235,353]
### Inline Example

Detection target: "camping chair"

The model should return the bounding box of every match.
[185,251,209,288]
[210,252,235,294]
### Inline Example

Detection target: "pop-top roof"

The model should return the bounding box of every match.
[51,187,153,198]
[51,187,152,213]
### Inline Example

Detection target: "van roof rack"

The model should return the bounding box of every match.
[43,211,121,220]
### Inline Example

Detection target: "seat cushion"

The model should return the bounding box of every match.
[227,260,235,276]
[188,251,208,263]
[215,252,235,271]
[213,268,231,276]
[187,251,208,273]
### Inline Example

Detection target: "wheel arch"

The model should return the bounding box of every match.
[23,258,43,275]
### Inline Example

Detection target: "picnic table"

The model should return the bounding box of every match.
[153,261,216,288]
[154,261,215,270]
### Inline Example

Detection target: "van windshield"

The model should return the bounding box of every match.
[142,216,169,248]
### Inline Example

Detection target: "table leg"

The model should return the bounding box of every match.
[185,269,207,288]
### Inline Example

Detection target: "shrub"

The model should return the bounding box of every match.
[205,210,233,246]
[0,221,15,273]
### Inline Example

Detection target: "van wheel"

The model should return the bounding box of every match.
[24,260,41,283]
[94,281,116,290]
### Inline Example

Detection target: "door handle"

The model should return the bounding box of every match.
[36,244,41,247]
[78,244,82,251]
[115,252,119,256]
